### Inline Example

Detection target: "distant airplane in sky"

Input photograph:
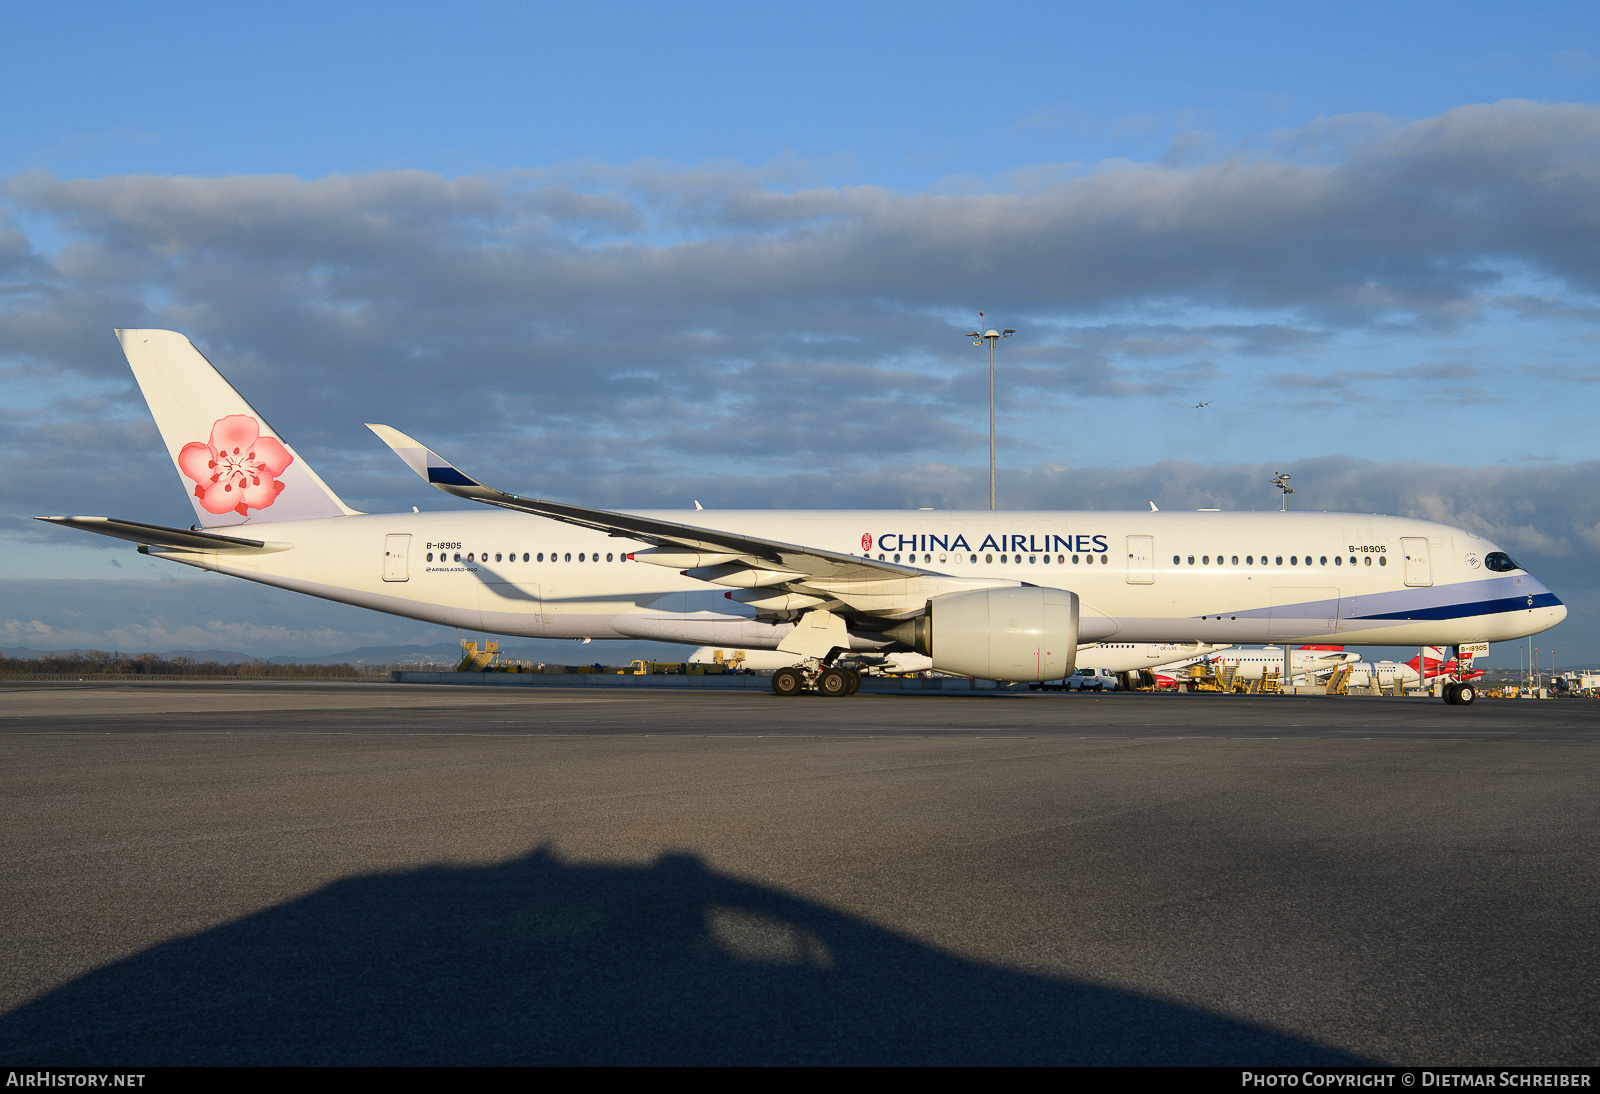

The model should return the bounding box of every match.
[1193,401,1211,409]
[37,330,1564,704]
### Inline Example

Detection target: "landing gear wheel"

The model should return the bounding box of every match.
[1455,682,1477,705]
[771,668,806,696]
[1443,682,1462,705]
[818,667,852,697]
[842,668,861,695]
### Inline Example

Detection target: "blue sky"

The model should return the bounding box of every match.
[3,0,1599,665]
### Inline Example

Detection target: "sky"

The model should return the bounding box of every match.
[2,0,1599,666]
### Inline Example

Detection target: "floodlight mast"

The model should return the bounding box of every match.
[1271,472,1295,511]
[968,316,1016,510]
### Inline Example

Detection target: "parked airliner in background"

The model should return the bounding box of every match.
[1348,648,1486,691]
[39,331,1566,704]
[692,641,1234,678]
[1199,644,1362,684]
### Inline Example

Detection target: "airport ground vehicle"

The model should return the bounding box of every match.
[41,331,1566,704]
[1067,668,1120,691]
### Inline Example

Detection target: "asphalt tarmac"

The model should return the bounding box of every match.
[2,681,1597,1065]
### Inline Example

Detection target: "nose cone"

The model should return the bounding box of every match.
[1526,574,1566,629]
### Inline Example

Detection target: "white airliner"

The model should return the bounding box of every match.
[1348,648,1486,690]
[39,331,1566,705]
[1199,645,1362,684]
[689,640,1233,678]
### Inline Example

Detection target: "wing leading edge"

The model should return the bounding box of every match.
[366,424,1017,620]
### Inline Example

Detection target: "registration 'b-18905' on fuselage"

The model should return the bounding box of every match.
[39,331,1565,704]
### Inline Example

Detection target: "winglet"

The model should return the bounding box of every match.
[366,424,485,491]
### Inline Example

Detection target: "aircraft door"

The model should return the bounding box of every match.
[382,534,410,582]
[1401,538,1432,587]
[1125,536,1154,584]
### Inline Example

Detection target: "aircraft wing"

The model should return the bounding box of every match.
[367,424,1014,617]
[34,516,285,552]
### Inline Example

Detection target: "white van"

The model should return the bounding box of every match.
[1067,668,1120,692]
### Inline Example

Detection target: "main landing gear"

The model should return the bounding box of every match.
[1442,681,1477,706]
[770,662,862,697]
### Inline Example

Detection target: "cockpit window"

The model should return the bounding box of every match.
[1485,551,1520,572]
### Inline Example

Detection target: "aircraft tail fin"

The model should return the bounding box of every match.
[116,330,356,527]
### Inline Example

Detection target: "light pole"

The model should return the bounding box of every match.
[968,316,1015,510]
[1271,472,1295,511]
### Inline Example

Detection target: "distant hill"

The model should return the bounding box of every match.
[3,646,262,664]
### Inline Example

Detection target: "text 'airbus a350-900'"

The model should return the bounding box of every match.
[39,331,1565,704]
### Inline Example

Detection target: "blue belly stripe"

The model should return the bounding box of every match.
[1353,592,1562,621]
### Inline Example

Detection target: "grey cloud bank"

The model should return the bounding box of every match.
[2,100,1597,659]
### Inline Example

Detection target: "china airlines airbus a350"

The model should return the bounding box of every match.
[39,331,1565,704]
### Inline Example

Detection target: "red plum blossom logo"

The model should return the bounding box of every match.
[178,415,293,517]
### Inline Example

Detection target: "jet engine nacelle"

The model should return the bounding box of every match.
[886,586,1079,682]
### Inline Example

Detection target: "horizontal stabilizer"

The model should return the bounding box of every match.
[34,516,289,552]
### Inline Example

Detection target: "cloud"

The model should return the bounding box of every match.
[4,99,1600,656]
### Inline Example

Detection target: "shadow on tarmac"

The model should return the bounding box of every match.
[0,849,1367,1065]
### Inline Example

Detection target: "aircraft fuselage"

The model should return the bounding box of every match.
[143,507,1565,652]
